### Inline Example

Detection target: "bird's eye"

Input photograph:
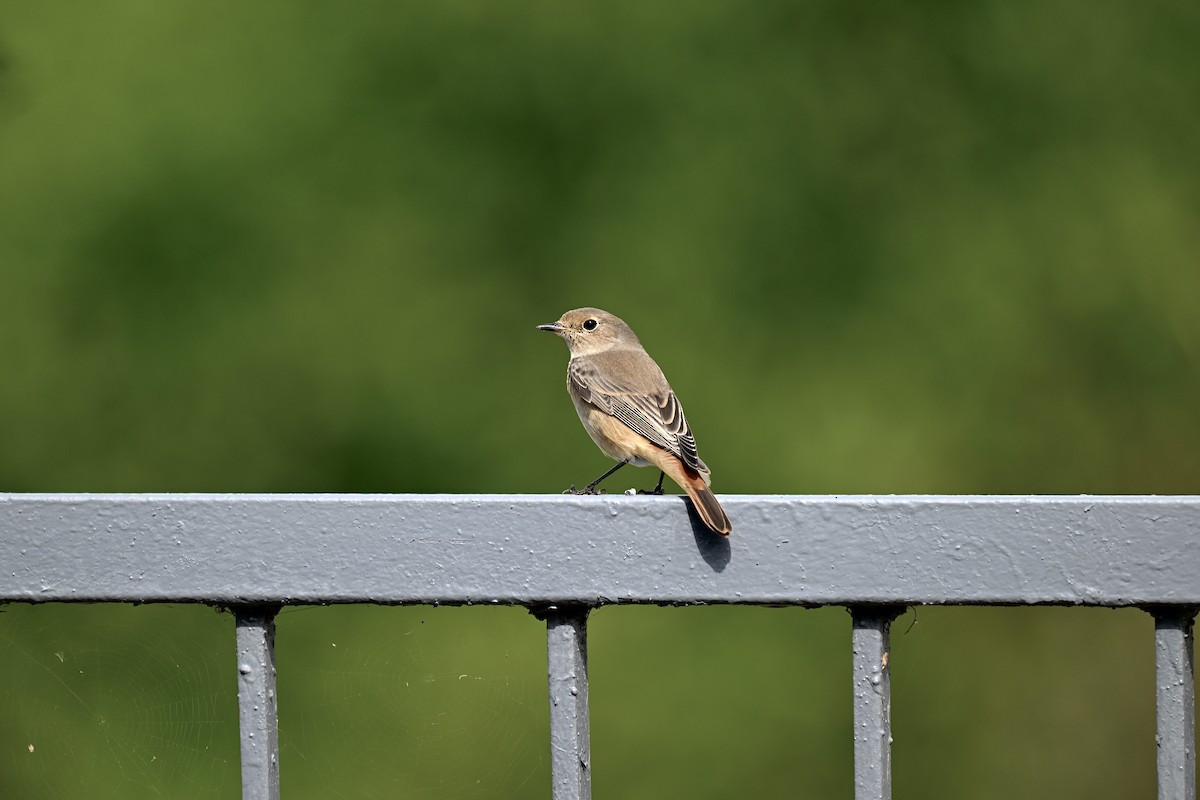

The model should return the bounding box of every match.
[582,319,598,331]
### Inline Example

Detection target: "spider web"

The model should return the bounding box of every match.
[0,604,547,800]
[275,605,546,800]
[0,603,238,799]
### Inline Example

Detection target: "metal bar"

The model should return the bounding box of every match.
[235,605,281,800]
[852,607,904,800]
[1153,608,1197,800]
[3,494,1199,606]
[546,605,591,800]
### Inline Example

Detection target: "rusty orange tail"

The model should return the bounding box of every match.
[653,452,732,536]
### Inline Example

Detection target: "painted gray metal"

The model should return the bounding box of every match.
[546,606,591,800]
[852,608,902,800]
[2,494,1199,606]
[235,607,281,800]
[1153,610,1196,800]
[3,494,1197,800]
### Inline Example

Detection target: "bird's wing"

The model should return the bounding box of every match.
[568,353,703,473]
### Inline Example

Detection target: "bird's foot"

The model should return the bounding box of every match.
[638,472,667,496]
[563,485,606,495]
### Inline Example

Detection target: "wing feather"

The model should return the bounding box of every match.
[568,355,703,473]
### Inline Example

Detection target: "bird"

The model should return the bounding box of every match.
[537,307,732,536]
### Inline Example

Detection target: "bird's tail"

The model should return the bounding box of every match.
[657,454,732,536]
[685,480,732,536]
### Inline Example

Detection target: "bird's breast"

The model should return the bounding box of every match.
[569,394,655,467]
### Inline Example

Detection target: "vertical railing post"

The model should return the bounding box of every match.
[235,605,282,800]
[1152,607,1197,800]
[545,604,592,800]
[851,606,904,800]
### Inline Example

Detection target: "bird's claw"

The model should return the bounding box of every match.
[637,487,665,495]
[563,485,605,496]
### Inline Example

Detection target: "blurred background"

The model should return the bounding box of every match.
[1,1,1197,798]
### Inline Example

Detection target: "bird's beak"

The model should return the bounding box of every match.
[537,322,566,333]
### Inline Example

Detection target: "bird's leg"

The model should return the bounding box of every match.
[584,460,628,494]
[638,471,666,495]
[565,460,628,495]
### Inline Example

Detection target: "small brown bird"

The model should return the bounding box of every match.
[537,308,732,536]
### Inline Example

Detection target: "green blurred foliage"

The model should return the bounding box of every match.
[1,0,1197,798]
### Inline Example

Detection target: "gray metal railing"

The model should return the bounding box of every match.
[1,494,1197,800]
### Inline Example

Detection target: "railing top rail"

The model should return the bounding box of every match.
[2,494,1197,607]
